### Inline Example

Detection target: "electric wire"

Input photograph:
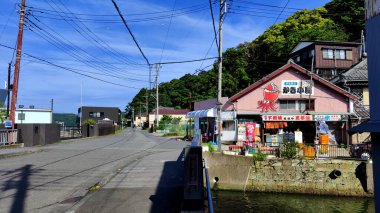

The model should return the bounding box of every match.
[274,0,290,24]
[208,0,219,51]
[0,43,141,89]
[25,3,208,17]
[41,0,143,67]
[24,17,139,79]
[158,0,178,64]
[111,0,150,66]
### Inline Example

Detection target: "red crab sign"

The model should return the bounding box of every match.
[257,83,279,112]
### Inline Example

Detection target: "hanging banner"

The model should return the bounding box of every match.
[245,122,256,143]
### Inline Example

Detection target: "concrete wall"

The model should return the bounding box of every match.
[82,124,115,137]
[204,153,374,197]
[17,124,60,147]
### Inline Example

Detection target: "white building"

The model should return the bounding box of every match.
[15,108,53,124]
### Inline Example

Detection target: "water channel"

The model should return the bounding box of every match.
[212,191,375,213]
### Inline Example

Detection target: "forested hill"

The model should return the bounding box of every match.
[126,0,364,115]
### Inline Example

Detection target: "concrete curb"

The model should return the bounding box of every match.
[0,149,40,159]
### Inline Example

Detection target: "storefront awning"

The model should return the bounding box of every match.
[186,109,235,120]
[186,108,216,118]
[348,120,380,134]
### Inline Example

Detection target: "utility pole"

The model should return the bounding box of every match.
[131,107,134,128]
[155,64,161,128]
[139,102,142,127]
[145,94,148,126]
[9,0,26,128]
[216,0,225,151]
[50,98,54,111]
[6,63,11,118]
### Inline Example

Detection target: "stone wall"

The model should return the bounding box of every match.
[203,152,374,197]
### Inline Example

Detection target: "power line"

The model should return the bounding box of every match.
[208,0,219,51]
[26,3,208,17]
[231,0,300,11]
[159,0,178,63]
[0,43,141,89]
[155,57,218,65]
[111,0,150,66]
[274,0,290,24]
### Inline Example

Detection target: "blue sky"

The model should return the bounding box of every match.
[0,0,331,113]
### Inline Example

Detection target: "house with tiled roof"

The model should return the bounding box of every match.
[331,59,370,143]
[222,60,358,146]
[148,107,189,126]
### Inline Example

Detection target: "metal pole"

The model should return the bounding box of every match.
[217,0,224,151]
[145,93,149,127]
[148,65,152,126]
[6,63,11,118]
[155,64,160,127]
[131,108,134,128]
[9,0,26,129]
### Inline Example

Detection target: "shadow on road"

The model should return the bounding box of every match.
[149,150,185,213]
[2,164,32,213]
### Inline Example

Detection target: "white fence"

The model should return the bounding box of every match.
[0,129,18,146]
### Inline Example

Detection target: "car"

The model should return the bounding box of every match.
[350,141,372,160]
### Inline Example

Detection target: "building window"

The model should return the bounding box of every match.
[309,49,315,57]
[335,49,346,59]
[280,100,315,111]
[89,112,94,118]
[298,100,315,111]
[322,49,334,59]
[279,100,296,110]
[294,56,300,62]
[322,48,353,60]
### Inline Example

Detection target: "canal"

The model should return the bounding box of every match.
[213,191,375,213]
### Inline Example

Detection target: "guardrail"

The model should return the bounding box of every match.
[0,129,18,146]
[203,159,214,213]
[314,145,351,159]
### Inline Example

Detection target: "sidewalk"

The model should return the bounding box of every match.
[73,140,186,213]
[0,145,40,159]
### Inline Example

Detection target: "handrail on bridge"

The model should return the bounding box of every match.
[203,158,214,213]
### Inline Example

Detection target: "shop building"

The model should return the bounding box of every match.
[222,61,357,147]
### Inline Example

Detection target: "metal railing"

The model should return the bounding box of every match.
[60,126,82,139]
[0,129,18,146]
[314,145,351,159]
[203,159,214,213]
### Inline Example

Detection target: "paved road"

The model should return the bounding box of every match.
[0,129,188,213]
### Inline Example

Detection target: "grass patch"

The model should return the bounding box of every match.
[162,132,180,137]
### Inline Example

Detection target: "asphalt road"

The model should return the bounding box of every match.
[0,129,188,213]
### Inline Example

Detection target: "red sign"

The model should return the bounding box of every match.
[257,83,279,113]
[262,115,313,121]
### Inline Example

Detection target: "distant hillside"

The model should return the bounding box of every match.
[53,113,77,126]
[126,0,364,116]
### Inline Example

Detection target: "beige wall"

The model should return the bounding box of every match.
[363,87,370,106]
[134,116,147,127]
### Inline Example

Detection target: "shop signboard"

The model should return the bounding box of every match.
[294,130,303,143]
[262,115,313,121]
[237,124,246,141]
[281,80,313,95]
[314,115,342,121]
